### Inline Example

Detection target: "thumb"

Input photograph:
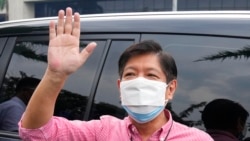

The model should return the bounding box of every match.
[80,42,97,63]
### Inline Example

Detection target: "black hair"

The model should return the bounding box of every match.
[118,40,177,83]
[202,99,249,131]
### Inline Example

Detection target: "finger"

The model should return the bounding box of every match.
[57,10,65,35]
[80,42,97,63]
[72,12,80,38]
[49,21,56,40]
[64,7,73,34]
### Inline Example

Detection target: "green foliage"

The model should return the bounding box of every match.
[194,46,250,62]
[167,102,207,127]
[14,42,47,63]
[179,102,207,119]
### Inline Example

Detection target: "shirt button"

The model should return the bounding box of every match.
[160,137,164,141]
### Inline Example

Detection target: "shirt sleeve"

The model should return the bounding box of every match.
[18,115,103,141]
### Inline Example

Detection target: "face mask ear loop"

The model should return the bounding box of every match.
[164,99,169,106]
[164,82,169,105]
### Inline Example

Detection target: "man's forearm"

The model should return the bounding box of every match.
[20,7,96,129]
[21,69,67,129]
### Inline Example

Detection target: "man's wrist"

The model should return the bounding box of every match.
[44,68,68,83]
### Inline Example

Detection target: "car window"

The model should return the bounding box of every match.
[0,38,7,56]
[0,38,106,132]
[142,34,250,134]
[0,137,20,141]
[89,40,136,120]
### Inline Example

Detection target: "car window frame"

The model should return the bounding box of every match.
[81,34,140,120]
[0,37,17,91]
[0,37,20,141]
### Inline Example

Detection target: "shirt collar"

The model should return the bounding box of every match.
[125,109,174,139]
[161,110,173,135]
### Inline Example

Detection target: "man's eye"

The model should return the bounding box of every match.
[125,73,134,76]
[148,74,158,79]
[148,74,156,77]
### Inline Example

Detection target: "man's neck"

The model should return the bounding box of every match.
[131,111,168,141]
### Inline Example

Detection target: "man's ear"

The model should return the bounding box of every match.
[165,79,177,100]
[117,79,121,99]
[117,79,121,90]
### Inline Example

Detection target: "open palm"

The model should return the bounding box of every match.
[48,8,96,76]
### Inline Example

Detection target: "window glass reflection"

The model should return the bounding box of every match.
[89,40,135,120]
[0,38,7,55]
[55,40,106,120]
[0,41,48,132]
[141,34,250,137]
[0,39,106,132]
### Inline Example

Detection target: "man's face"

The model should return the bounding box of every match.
[117,53,177,100]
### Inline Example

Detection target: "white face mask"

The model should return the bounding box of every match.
[120,77,168,123]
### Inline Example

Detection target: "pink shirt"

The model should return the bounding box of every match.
[19,110,213,141]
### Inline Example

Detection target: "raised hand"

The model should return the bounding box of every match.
[21,8,96,129]
[48,7,96,76]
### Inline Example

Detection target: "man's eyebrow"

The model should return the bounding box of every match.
[146,68,162,73]
[124,67,162,73]
[123,66,136,71]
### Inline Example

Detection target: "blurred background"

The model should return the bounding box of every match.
[0,0,250,22]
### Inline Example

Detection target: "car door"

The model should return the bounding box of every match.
[141,33,250,137]
[0,33,140,140]
[0,37,21,141]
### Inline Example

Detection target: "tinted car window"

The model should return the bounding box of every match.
[54,40,106,120]
[0,137,20,141]
[89,40,136,120]
[142,34,250,134]
[0,38,106,129]
[0,38,7,56]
